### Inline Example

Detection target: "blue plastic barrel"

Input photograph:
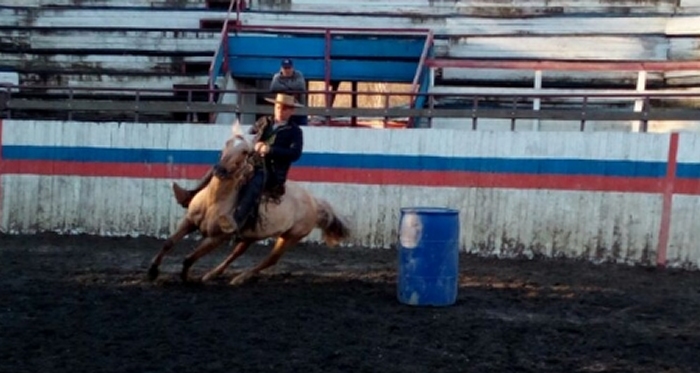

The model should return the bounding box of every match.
[397,207,460,307]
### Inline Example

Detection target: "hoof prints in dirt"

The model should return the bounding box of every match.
[1,233,700,373]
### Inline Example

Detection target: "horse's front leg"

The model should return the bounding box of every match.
[181,235,228,282]
[201,239,256,282]
[230,235,299,286]
[148,218,196,281]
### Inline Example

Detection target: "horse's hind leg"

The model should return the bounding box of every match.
[180,235,227,282]
[201,239,256,282]
[230,235,300,286]
[148,218,196,281]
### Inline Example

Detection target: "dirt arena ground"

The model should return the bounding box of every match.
[1,233,700,373]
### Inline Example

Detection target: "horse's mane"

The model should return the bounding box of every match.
[233,153,257,188]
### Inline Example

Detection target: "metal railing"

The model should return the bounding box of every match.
[210,22,433,125]
[204,1,700,130]
[425,59,700,71]
[208,0,433,124]
[4,84,700,131]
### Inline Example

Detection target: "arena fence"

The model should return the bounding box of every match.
[1,118,699,270]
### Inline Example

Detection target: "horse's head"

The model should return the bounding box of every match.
[214,119,255,184]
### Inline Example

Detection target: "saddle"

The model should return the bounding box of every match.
[246,153,285,205]
[262,184,285,204]
[237,134,287,230]
[240,183,284,232]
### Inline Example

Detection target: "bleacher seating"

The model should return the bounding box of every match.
[0,0,233,121]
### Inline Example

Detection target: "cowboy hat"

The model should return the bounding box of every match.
[264,93,304,107]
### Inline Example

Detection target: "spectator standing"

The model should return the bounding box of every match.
[270,58,307,126]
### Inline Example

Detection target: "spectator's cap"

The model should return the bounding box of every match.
[281,58,293,68]
[265,93,304,107]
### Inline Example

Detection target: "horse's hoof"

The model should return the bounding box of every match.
[201,272,218,282]
[147,266,159,281]
[180,272,190,283]
[229,272,252,286]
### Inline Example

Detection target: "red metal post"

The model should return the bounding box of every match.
[0,119,4,228]
[324,29,332,126]
[657,133,679,268]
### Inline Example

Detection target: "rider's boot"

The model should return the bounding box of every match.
[219,173,263,234]
[172,167,214,208]
[219,200,253,235]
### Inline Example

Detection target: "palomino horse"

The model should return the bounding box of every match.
[147,122,351,285]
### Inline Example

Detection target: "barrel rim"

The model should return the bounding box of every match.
[400,206,460,215]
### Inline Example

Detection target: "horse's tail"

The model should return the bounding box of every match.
[314,197,351,247]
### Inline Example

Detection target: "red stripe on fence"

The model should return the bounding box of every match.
[672,179,700,195]
[1,160,669,193]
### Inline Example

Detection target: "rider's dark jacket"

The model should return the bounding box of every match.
[249,116,304,186]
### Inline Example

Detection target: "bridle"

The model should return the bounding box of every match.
[212,163,236,180]
[213,134,256,181]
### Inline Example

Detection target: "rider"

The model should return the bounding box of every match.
[172,93,304,232]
